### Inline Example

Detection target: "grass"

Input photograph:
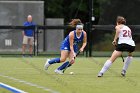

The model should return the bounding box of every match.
[0,57,140,93]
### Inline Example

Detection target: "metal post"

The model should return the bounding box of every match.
[36,26,39,56]
[89,24,92,57]
[89,0,94,57]
[85,22,89,57]
[33,26,36,56]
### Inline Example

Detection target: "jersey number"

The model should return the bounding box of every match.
[123,30,132,38]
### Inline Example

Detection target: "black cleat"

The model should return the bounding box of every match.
[121,70,126,77]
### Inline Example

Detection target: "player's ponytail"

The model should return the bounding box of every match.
[69,19,82,27]
[116,16,126,24]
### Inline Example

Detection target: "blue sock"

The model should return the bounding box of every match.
[57,61,72,70]
[48,58,60,64]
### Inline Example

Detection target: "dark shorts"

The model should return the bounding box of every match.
[115,44,135,53]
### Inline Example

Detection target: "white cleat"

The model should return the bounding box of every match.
[97,72,103,77]
[44,59,51,70]
[54,69,63,75]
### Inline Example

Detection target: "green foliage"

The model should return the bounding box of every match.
[45,0,64,17]
[98,0,140,25]
[93,33,114,51]
[43,0,140,52]
[44,0,90,23]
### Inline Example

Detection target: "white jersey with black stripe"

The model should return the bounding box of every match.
[118,25,135,46]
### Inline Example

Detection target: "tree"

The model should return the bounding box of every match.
[44,0,90,23]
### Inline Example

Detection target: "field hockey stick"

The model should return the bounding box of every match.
[121,54,124,62]
[63,51,80,73]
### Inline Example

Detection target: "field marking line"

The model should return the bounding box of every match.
[0,82,27,93]
[0,74,59,93]
[18,58,77,93]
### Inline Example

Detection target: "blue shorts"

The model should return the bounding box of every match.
[60,41,78,53]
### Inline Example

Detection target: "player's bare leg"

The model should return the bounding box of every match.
[54,51,70,74]
[29,45,33,57]
[98,50,122,77]
[56,51,75,74]
[44,50,69,71]
[22,44,26,57]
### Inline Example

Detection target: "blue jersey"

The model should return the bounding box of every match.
[60,30,84,53]
[24,21,35,37]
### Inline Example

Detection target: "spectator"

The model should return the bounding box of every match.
[22,15,35,57]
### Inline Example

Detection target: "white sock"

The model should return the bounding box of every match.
[122,56,132,71]
[100,60,112,73]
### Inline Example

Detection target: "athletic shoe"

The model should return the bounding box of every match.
[44,59,51,70]
[97,72,103,77]
[121,70,126,77]
[54,69,63,75]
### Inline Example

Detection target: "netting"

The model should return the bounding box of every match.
[0,1,44,55]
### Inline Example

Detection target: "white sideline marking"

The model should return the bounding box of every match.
[0,82,27,93]
[0,74,59,93]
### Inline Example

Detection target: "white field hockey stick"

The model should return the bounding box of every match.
[63,51,80,73]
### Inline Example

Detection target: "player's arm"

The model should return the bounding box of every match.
[112,26,120,46]
[69,31,75,57]
[80,31,87,52]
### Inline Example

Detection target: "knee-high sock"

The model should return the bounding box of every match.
[100,60,112,73]
[122,56,132,71]
[48,58,60,64]
[57,61,72,70]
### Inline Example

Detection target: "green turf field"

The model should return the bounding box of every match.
[0,57,140,93]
